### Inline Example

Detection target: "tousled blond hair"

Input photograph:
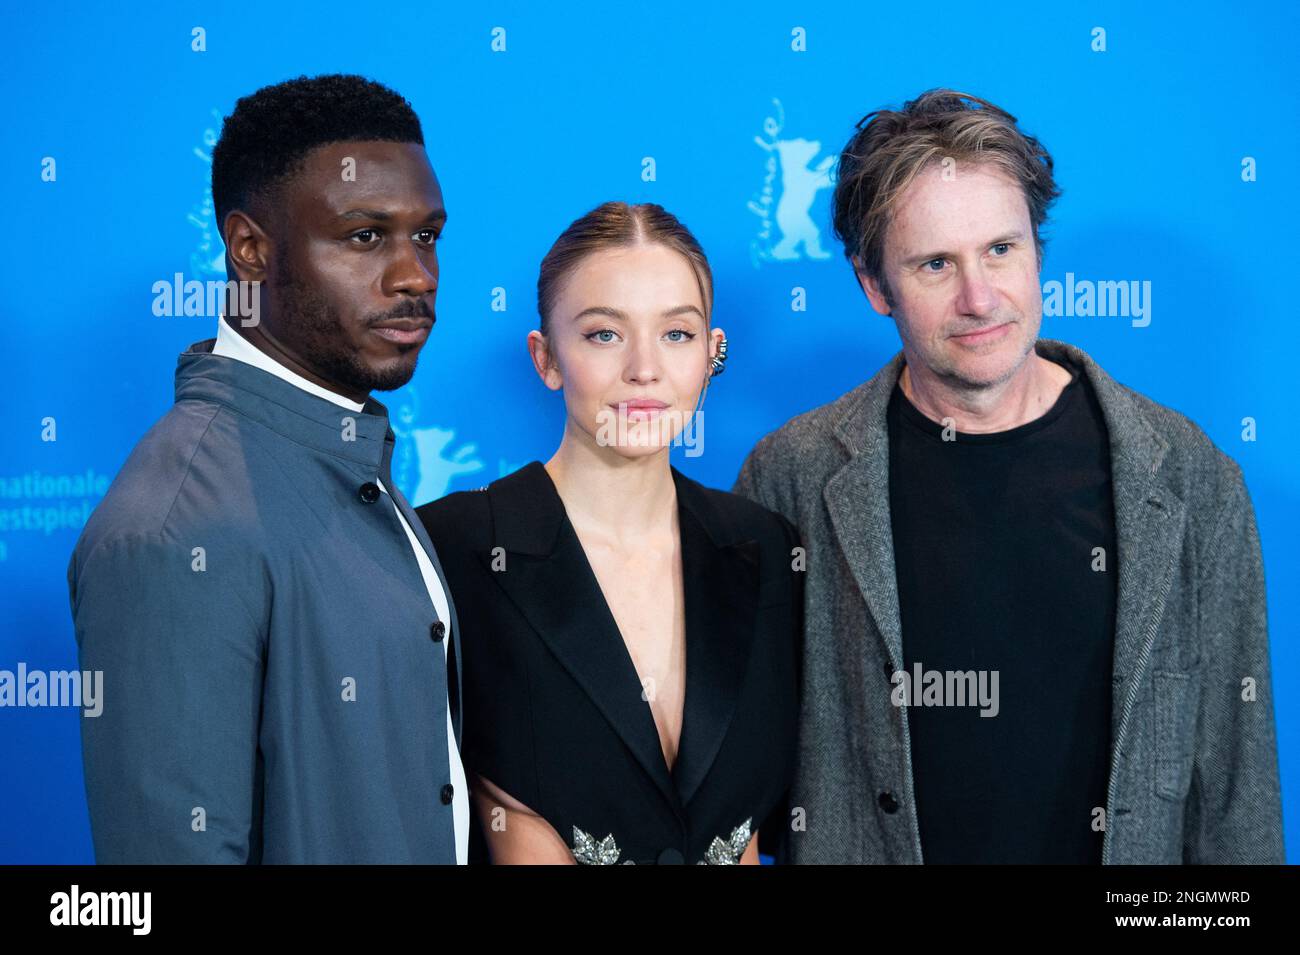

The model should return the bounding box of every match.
[832,89,1060,304]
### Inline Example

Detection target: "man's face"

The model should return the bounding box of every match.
[861,162,1042,391]
[262,140,444,396]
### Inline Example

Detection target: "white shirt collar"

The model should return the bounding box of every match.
[212,316,367,413]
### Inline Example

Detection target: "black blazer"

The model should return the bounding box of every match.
[416,461,803,864]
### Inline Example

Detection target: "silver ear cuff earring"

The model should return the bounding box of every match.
[710,336,729,376]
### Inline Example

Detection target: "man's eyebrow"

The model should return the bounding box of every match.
[334,208,448,223]
[902,231,1026,266]
[571,304,705,322]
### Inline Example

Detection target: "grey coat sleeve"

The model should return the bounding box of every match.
[732,432,784,516]
[69,533,265,863]
[1184,462,1285,863]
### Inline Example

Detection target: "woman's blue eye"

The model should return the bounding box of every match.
[665,329,695,342]
[587,329,616,343]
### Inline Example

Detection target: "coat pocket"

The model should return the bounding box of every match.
[1153,670,1195,801]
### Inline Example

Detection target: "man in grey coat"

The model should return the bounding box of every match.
[68,75,465,863]
[734,89,1284,864]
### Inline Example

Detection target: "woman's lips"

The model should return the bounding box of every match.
[612,400,669,418]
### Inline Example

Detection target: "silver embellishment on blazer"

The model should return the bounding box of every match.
[571,826,626,865]
[699,817,752,865]
[570,818,753,865]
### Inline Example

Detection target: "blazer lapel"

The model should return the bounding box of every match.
[824,354,908,672]
[1037,341,1190,866]
[1048,342,1189,744]
[482,462,679,809]
[671,468,760,806]
[480,461,760,813]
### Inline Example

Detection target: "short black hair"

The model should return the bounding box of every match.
[211,73,425,234]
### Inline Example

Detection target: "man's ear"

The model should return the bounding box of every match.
[852,256,892,316]
[223,210,273,284]
[527,330,563,391]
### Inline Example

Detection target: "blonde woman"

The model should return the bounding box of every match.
[418,202,802,865]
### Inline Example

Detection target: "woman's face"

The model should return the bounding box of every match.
[529,242,723,459]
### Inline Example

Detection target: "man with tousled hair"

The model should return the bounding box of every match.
[735,89,1283,864]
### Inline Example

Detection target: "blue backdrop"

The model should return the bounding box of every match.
[2,0,1295,862]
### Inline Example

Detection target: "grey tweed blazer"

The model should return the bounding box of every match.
[733,338,1284,864]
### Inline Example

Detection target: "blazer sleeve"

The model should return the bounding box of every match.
[69,533,265,863]
[732,434,778,513]
[418,495,545,819]
[1184,461,1284,863]
[757,511,805,864]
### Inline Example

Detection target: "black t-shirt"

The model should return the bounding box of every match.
[887,359,1116,863]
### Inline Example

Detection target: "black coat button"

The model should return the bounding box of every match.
[878,791,899,814]
[440,783,454,805]
[656,848,684,865]
[430,621,446,642]
[359,482,380,504]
